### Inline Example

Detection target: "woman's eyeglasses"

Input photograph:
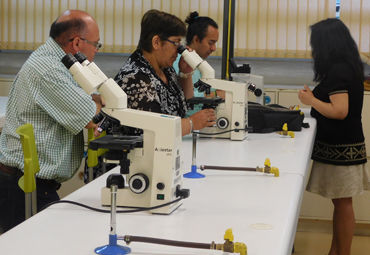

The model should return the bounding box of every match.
[165,38,181,47]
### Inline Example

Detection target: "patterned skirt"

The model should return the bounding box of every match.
[306,160,370,199]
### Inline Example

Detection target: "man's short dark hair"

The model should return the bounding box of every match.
[50,18,87,47]
[185,11,218,46]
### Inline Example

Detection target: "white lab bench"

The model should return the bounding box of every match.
[0,117,316,255]
[182,116,315,180]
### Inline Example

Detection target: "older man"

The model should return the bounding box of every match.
[0,10,103,232]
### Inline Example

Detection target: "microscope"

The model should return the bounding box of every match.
[62,52,188,214]
[229,59,265,105]
[179,46,255,141]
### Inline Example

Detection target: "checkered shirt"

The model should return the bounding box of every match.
[0,38,96,182]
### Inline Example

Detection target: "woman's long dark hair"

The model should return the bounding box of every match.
[310,18,364,83]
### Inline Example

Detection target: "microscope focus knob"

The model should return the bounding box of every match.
[129,174,149,194]
[254,88,263,97]
[217,117,229,129]
[156,182,165,190]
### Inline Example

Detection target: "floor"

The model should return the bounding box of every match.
[293,231,370,255]
[293,219,370,255]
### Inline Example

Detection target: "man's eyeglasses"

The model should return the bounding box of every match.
[165,38,181,47]
[69,37,102,51]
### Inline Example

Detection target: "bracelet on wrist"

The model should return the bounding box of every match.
[179,71,194,78]
[187,118,193,134]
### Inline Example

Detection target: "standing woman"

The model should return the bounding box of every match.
[114,9,216,136]
[298,18,370,255]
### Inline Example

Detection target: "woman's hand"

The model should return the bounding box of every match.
[298,84,348,120]
[190,108,216,130]
[298,85,314,106]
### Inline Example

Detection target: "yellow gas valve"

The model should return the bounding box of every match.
[276,123,295,138]
[215,229,247,255]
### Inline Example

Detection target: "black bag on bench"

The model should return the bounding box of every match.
[248,102,309,133]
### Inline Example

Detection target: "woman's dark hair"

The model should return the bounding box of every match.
[185,11,218,46]
[310,18,364,82]
[138,9,186,52]
[49,18,87,47]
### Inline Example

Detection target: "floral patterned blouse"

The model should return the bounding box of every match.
[114,49,187,119]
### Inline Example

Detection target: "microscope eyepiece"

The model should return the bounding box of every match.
[177,44,186,54]
[61,53,78,69]
[74,52,88,63]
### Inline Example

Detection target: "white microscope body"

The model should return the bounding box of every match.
[180,47,251,141]
[62,53,185,214]
[199,79,248,141]
[232,72,264,105]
